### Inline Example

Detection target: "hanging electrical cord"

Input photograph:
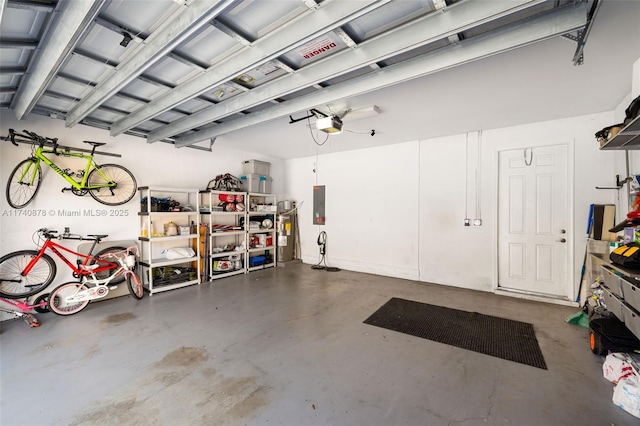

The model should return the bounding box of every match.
[307,114,329,146]
[311,231,340,272]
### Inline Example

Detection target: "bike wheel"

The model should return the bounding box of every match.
[87,164,137,206]
[48,282,89,316]
[0,251,56,299]
[90,246,127,285]
[33,293,51,313]
[6,158,42,208]
[126,271,144,299]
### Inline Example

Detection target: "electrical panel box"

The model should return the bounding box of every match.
[313,185,325,225]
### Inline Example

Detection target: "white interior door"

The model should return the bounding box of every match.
[498,144,569,298]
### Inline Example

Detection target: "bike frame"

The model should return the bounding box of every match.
[19,144,115,191]
[83,265,132,287]
[0,296,48,312]
[21,237,117,278]
[63,249,137,303]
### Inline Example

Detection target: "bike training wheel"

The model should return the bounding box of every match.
[48,282,89,316]
[6,158,42,209]
[0,251,56,299]
[33,293,51,313]
[89,246,128,285]
[127,271,144,300]
[87,164,137,206]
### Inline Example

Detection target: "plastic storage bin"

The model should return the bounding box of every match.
[240,174,261,192]
[621,279,640,311]
[622,303,640,340]
[603,287,625,322]
[260,176,272,194]
[249,255,266,267]
[243,160,271,176]
[602,265,624,297]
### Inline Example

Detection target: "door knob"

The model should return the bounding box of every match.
[560,229,566,234]
[556,238,566,243]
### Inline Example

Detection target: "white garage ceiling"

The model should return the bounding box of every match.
[1,0,638,159]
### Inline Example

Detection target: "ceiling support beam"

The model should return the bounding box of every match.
[12,0,105,120]
[0,1,6,34]
[6,0,55,13]
[109,0,392,138]
[0,39,38,49]
[0,66,26,75]
[174,2,588,147]
[149,0,549,143]
[65,0,235,128]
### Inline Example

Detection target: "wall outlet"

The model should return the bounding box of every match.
[473,219,482,226]
[464,219,471,226]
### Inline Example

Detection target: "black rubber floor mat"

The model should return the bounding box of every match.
[363,297,547,370]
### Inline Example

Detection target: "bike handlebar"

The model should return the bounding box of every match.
[99,245,138,260]
[37,228,105,242]
[8,129,59,152]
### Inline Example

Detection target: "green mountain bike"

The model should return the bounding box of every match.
[5,129,137,209]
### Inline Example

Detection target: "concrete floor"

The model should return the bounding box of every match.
[0,263,636,426]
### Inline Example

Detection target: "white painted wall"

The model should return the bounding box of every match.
[285,112,621,301]
[0,111,284,319]
[285,142,420,279]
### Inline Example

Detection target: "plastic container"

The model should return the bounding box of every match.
[240,174,261,192]
[602,265,624,297]
[243,160,271,176]
[249,255,266,267]
[602,287,625,322]
[622,303,640,340]
[164,221,178,236]
[621,278,640,311]
[260,176,272,194]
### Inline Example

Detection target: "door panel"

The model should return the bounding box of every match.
[498,144,568,297]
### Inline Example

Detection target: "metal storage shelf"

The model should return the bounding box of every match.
[139,256,199,268]
[248,263,276,272]
[139,234,198,242]
[199,190,277,280]
[211,250,244,260]
[210,230,245,236]
[247,228,275,234]
[200,190,248,281]
[248,246,276,253]
[592,253,640,341]
[210,269,245,279]
[593,253,640,279]
[146,279,200,294]
[246,193,276,272]
[138,187,200,295]
[599,115,640,150]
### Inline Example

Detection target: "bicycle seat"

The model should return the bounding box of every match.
[80,264,100,272]
[83,141,106,147]
[87,234,108,240]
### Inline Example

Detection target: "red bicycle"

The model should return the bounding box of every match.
[0,228,127,301]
